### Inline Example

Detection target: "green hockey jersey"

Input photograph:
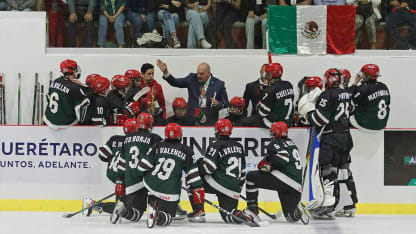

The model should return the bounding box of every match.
[98,135,125,183]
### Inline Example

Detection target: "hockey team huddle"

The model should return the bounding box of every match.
[44,59,390,227]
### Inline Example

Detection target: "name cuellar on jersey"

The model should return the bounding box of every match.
[140,140,202,201]
[118,131,162,195]
[202,139,246,200]
[348,82,390,130]
[257,79,295,127]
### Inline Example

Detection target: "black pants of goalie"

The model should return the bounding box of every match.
[118,189,148,222]
[246,170,302,222]
[148,195,177,226]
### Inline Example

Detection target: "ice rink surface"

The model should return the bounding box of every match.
[0,212,414,234]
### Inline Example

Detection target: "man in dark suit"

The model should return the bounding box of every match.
[157,59,229,125]
[243,63,269,116]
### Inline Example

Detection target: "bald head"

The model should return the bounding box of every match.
[197,63,211,84]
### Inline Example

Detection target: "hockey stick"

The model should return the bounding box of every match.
[32,73,38,125]
[239,195,277,220]
[49,71,53,87]
[133,86,150,102]
[1,73,5,124]
[181,187,259,227]
[17,73,21,125]
[302,126,317,189]
[0,73,3,124]
[40,85,44,124]
[62,192,115,218]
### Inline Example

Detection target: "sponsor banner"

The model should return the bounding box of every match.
[0,126,309,184]
[384,130,416,186]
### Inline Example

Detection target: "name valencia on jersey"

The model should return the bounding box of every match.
[158,147,187,160]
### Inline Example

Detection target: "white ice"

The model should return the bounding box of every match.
[0,212,414,234]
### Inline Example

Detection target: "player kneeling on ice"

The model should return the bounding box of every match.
[111,113,163,224]
[138,123,203,228]
[245,121,309,225]
[189,119,256,224]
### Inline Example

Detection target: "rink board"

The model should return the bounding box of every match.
[0,126,415,214]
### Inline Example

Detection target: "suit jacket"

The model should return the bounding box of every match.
[164,73,229,125]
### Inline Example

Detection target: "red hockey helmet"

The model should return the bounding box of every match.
[229,96,245,115]
[125,69,141,80]
[340,69,351,87]
[60,59,81,78]
[304,76,323,89]
[270,121,288,138]
[165,123,182,139]
[111,75,130,90]
[215,119,232,136]
[172,97,188,109]
[123,118,138,134]
[265,63,283,79]
[91,76,110,94]
[86,74,101,87]
[324,68,341,88]
[361,64,380,79]
[136,112,154,130]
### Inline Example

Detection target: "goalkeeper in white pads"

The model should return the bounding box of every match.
[298,69,353,218]
[244,121,308,224]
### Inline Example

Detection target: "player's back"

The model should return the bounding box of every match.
[107,90,125,115]
[351,82,390,130]
[204,138,246,197]
[83,94,111,125]
[143,140,195,201]
[103,135,125,183]
[44,77,87,127]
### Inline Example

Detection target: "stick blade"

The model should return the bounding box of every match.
[62,213,74,218]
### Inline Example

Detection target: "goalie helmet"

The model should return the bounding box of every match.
[229,96,245,116]
[60,59,81,79]
[265,63,283,79]
[111,75,130,91]
[125,69,141,80]
[271,121,288,138]
[136,112,154,130]
[91,76,110,94]
[165,123,182,140]
[304,76,323,89]
[361,64,380,81]
[215,119,232,136]
[86,74,101,88]
[324,68,341,89]
[123,118,138,134]
[339,69,351,88]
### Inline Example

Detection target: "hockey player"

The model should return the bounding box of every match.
[166,97,198,126]
[241,63,295,128]
[189,119,253,224]
[349,64,390,131]
[44,59,89,130]
[108,75,130,125]
[339,69,351,89]
[140,96,167,126]
[298,68,354,218]
[82,76,111,126]
[295,77,323,127]
[225,96,247,126]
[139,123,204,228]
[111,113,163,224]
[85,74,101,88]
[124,69,143,117]
[244,121,308,224]
[82,118,137,216]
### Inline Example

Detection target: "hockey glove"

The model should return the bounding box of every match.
[298,95,316,119]
[115,179,126,199]
[194,107,207,124]
[125,101,141,117]
[110,114,129,125]
[307,87,323,103]
[257,159,271,172]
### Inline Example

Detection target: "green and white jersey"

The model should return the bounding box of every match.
[141,140,202,202]
[98,135,125,183]
[266,137,302,193]
[44,77,89,129]
[257,79,295,128]
[118,130,162,195]
[349,82,390,131]
[202,137,246,200]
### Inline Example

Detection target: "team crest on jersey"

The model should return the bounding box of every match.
[301,21,321,39]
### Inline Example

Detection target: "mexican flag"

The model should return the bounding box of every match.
[267,5,356,55]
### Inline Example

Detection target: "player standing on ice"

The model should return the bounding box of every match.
[298,69,354,218]
[139,123,203,228]
[44,59,89,129]
[241,63,295,128]
[244,121,308,224]
[111,113,163,224]
[188,119,255,224]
